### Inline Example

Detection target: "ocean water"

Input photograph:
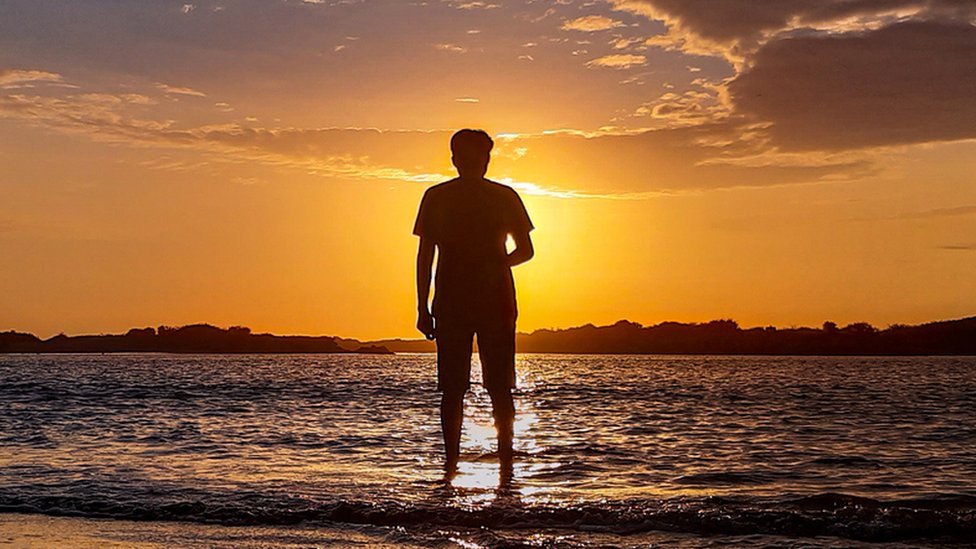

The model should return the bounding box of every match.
[1,353,975,548]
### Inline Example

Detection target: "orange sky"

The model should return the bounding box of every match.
[2,0,976,339]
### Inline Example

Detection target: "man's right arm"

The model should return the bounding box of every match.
[505,189,535,267]
[416,237,436,339]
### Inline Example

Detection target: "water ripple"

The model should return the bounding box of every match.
[2,353,976,545]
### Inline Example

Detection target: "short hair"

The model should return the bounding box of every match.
[450,129,493,157]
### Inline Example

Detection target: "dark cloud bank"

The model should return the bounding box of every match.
[621,0,976,152]
[730,20,976,151]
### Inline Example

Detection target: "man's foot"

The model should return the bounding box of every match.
[443,455,459,480]
[498,445,514,466]
[498,457,514,486]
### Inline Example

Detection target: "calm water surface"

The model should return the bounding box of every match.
[1,354,975,547]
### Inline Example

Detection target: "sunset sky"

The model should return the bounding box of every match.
[2,0,975,339]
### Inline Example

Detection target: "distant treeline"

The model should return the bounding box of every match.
[372,317,976,355]
[0,324,391,354]
[4,317,976,355]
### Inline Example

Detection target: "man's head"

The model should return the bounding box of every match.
[450,129,493,178]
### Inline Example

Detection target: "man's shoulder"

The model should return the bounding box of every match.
[420,179,461,207]
[424,178,461,195]
[483,179,522,199]
[423,178,522,204]
[483,178,515,191]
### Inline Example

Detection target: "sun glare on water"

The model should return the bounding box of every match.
[447,359,555,504]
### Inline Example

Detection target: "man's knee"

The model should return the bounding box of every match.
[442,389,466,406]
[486,387,514,415]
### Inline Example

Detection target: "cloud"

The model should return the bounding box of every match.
[899,205,976,219]
[938,244,976,251]
[585,54,646,69]
[635,78,732,126]
[729,21,976,151]
[120,93,156,105]
[444,1,500,9]
[154,83,206,97]
[434,43,467,53]
[610,37,644,49]
[611,0,800,45]
[561,15,625,32]
[0,69,65,89]
[0,92,176,141]
[490,125,867,194]
[610,2,976,152]
[0,80,868,197]
[454,97,479,103]
[0,88,453,185]
[610,0,975,58]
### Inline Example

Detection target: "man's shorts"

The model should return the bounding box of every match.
[435,317,516,393]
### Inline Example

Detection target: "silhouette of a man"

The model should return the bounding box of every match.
[414,129,534,471]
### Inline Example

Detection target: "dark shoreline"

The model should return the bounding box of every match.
[0,324,392,355]
[372,317,976,356]
[3,316,976,356]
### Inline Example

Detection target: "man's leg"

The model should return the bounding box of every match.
[436,322,473,471]
[487,386,514,463]
[441,389,465,469]
[477,319,517,464]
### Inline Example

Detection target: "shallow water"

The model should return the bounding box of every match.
[2,353,975,547]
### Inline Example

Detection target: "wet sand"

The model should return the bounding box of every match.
[0,514,426,549]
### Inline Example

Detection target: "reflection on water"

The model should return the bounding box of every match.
[2,353,976,546]
[447,357,543,502]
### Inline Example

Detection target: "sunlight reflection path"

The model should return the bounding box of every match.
[445,356,559,507]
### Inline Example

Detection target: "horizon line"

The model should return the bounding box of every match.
[4,314,974,342]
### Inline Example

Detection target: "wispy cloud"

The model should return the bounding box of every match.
[561,15,624,32]
[0,87,665,199]
[0,90,452,187]
[434,43,467,54]
[611,37,644,49]
[454,97,479,103]
[635,79,731,126]
[0,69,66,89]
[154,83,206,97]
[446,1,500,9]
[0,75,871,198]
[497,178,663,200]
[585,54,646,69]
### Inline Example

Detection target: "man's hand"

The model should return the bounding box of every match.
[506,230,535,267]
[416,237,436,340]
[417,310,436,340]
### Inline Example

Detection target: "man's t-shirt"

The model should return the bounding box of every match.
[413,178,534,323]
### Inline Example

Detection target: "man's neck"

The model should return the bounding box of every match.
[457,175,486,183]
